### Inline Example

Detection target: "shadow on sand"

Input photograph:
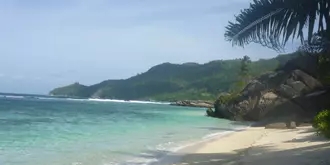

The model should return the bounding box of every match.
[142,143,330,165]
[125,127,330,165]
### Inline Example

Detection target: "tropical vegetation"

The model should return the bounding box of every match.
[313,109,330,138]
[225,0,330,137]
[225,0,330,52]
[50,53,296,101]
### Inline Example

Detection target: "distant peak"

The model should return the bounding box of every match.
[182,62,199,66]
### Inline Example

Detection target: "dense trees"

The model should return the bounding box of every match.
[50,54,295,101]
[240,55,252,83]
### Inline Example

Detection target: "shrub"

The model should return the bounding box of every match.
[313,109,330,138]
[212,92,241,119]
[216,93,240,105]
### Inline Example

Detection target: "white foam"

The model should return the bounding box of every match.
[0,93,170,106]
[123,125,251,165]
[0,95,25,99]
[87,98,170,105]
[202,130,235,140]
[2,94,170,105]
[144,124,251,165]
[28,97,84,102]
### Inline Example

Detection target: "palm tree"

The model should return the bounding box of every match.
[225,0,330,51]
[299,31,330,53]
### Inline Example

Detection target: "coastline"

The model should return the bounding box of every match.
[152,126,330,165]
[148,125,251,165]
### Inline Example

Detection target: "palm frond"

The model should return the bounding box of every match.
[225,0,330,51]
[299,31,330,53]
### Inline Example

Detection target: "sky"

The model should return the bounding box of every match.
[0,0,300,94]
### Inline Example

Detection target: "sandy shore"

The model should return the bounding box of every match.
[162,126,330,165]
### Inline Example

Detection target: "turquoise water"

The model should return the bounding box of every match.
[0,95,246,165]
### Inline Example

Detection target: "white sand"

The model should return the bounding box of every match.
[169,126,330,165]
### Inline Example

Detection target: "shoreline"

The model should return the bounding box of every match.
[153,126,330,165]
[149,125,252,165]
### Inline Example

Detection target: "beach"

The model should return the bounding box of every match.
[163,126,330,165]
[3,95,330,165]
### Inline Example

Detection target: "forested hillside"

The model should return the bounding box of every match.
[50,53,297,101]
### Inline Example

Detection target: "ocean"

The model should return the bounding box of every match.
[0,94,248,165]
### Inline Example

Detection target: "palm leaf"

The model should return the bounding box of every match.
[225,0,330,51]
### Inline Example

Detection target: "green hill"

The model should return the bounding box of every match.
[50,53,297,101]
[50,82,87,97]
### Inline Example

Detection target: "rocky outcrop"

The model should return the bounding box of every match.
[171,100,214,108]
[209,69,326,124]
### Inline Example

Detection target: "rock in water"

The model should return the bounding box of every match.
[206,108,215,117]
[170,100,214,108]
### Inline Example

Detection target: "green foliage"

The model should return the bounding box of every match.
[50,82,87,97]
[232,55,251,93]
[215,93,240,105]
[152,90,216,102]
[299,31,330,54]
[240,55,251,78]
[313,110,330,139]
[50,53,296,101]
[317,54,330,85]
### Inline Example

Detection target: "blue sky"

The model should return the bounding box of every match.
[0,0,299,94]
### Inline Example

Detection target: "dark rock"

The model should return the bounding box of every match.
[265,121,296,129]
[289,81,306,93]
[280,53,319,77]
[290,70,322,90]
[212,69,325,124]
[278,84,298,98]
[242,80,266,97]
[206,108,215,117]
[263,115,298,129]
[170,100,214,108]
